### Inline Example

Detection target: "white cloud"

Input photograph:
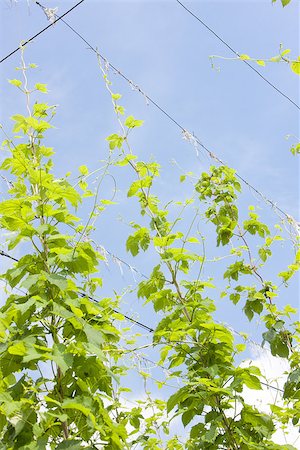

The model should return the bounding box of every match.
[242,345,300,448]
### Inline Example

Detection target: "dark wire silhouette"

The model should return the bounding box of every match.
[0,0,85,64]
[0,1,295,224]
[32,1,296,225]
[0,249,287,394]
[0,0,292,400]
[175,0,300,110]
[0,249,154,331]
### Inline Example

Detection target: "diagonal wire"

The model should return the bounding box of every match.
[0,1,296,226]
[32,1,298,227]
[0,250,154,332]
[0,248,274,351]
[175,0,300,110]
[0,0,85,64]
[0,250,288,394]
[0,0,293,393]
[0,4,296,354]
[0,3,297,346]
[0,3,297,347]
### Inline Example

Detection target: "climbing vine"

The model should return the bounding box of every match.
[0,38,299,450]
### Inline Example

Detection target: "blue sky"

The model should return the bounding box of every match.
[0,0,299,441]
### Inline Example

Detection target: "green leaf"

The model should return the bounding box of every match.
[79,165,88,175]
[124,115,144,128]
[45,273,68,290]
[167,387,189,413]
[239,54,250,60]
[290,142,300,155]
[115,104,125,115]
[61,400,91,416]
[22,274,40,290]
[34,83,48,93]
[82,321,104,346]
[106,133,124,150]
[56,441,83,450]
[281,0,291,5]
[112,93,122,100]
[51,343,74,375]
[236,343,246,353]
[8,341,27,356]
[182,409,196,427]
[242,372,262,390]
[290,58,300,75]
[126,227,150,255]
[270,55,282,62]
[8,79,22,87]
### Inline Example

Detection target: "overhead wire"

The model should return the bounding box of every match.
[0,248,280,356]
[30,1,298,229]
[0,2,295,397]
[0,0,296,351]
[0,250,154,332]
[0,284,286,398]
[0,2,296,350]
[175,0,300,111]
[0,250,288,395]
[0,0,85,64]
[0,1,296,227]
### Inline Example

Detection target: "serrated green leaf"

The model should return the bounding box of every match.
[35,83,48,93]
[8,341,27,356]
[291,58,300,75]
[51,343,73,375]
[239,54,250,60]
[124,115,144,128]
[112,93,122,100]
[56,441,83,450]
[8,79,22,87]
[79,165,88,175]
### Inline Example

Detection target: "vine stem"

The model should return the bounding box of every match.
[98,55,193,325]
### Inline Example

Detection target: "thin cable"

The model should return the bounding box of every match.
[0,251,288,394]
[0,250,154,332]
[0,248,275,352]
[175,0,300,110]
[0,246,270,348]
[0,6,296,333]
[33,2,296,225]
[36,2,185,132]
[0,249,19,262]
[81,293,154,332]
[0,2,297,225]
[0,0,85,64]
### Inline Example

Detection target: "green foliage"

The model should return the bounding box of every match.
[97,58,299,449]
[272,0,292,6]
[195,166,240,246]
[211,45,300,77]
[0,65,130,449]
[0,48,299,449]
[290,142,300,155]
